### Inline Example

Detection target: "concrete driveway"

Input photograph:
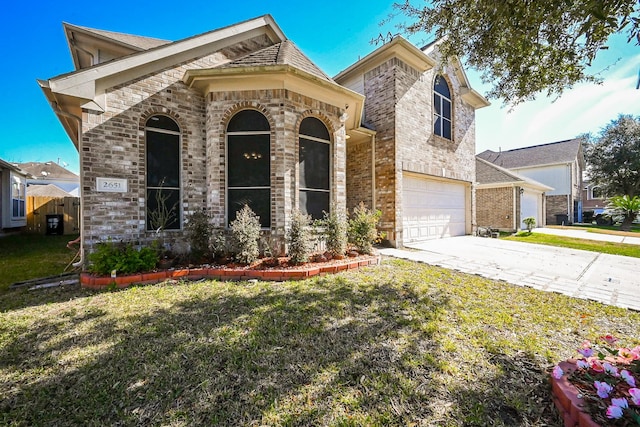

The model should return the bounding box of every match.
[379,232,640,311]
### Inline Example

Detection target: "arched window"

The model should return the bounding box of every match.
[592,186,604,199]
[434,75,452,140]
[146,115,181,230]
[299,117,330,220]
[227,110,271,227]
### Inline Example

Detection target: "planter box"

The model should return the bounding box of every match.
[550,361,601,427]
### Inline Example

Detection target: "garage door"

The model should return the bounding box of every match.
[520,191,540,229]
[402,175,467,244]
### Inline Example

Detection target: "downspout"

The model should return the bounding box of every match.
[51,101,85,268]
[371,134,376,210]
[513,186,518,231]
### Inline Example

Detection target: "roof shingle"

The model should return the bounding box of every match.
[477,139,583,169]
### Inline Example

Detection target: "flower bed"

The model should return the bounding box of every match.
[551,336,640,426]
[80,254,381,290]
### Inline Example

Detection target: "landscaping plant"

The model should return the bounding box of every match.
[523,216,536,232]
[185,209,213,261]
[286,209,313,265]
[552,335,640,425]
[230,205,261,265]
[607,195,640,232]
[348,202,382,254]
[88,240,158,275]
[317,205,348,257]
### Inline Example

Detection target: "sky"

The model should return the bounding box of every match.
[1,0,638,175]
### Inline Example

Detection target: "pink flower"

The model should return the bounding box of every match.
[630,388,640,406]
[594,381,613,398]
[631,346,640,360]
[606,404,624,419]
[601,334,619,345]
[590,360,604,372]
[576,360,590,369]
[619,348,634,361]
[621,370,636,387]
[603,362,619,376]
[552,365,564,379]
[578,347,594,357]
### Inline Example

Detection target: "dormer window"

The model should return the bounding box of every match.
[434,75,452,140]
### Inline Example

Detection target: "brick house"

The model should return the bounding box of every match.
[476,157,552,231]
[335,38,489,246]
[477,139,585,225]
[40,15,488,260]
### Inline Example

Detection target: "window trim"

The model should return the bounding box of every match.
[10,173,26,219]
[145,114,182,231]
[298,117,332,220]
[433,75,453,140]
[225,109,272,229]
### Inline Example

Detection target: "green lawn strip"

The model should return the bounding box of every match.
[0,234,80,291]
[1,260,638,426]
[504,232,640,258]
[569,224,640,234]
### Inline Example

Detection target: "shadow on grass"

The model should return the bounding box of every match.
[0,263,565,426]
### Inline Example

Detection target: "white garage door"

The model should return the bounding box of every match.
[520,191,540,229]
[402,175,467,244]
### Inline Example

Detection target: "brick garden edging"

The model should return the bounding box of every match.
[550,361,601,427]
[80,255,381,290]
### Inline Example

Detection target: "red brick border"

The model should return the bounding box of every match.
[549,361,601,427]
[80,255,381,290]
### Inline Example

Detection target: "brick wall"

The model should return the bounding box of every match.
[346,140,373,210]
[546,195,569,225]
[477,187,515,230]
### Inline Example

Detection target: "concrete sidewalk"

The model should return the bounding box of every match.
[379,235,640,311]
[534,227,640,245]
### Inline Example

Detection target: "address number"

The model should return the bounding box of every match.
[96,177,128,193]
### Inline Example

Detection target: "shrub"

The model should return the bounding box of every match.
[230,205,261,265]
[211,228,230,259]
[348,202,381,254]
[317,205,348,257]
[88,240,158,276]
[523,216,536,232]
[185,210,212,261]
[287,210,313,264]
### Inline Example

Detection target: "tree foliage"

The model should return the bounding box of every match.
[392,0,639,105]
[584,115,640,198]
[607,195,640,231]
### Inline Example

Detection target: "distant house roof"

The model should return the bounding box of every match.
[476,157,553,191]
[16,161,79,181]
[220,40,333,83]
[477,139,584,169]
[27,184,73,197]
[0,158,28,176]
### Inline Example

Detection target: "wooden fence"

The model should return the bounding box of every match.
[26,196,80,235]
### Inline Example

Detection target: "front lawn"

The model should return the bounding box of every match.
[504,232,640,258]
[1,260,638,426]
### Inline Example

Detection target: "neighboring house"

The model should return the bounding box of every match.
[16,161,80,197]
[334,38,489,246]
[39,15,487,259]
[0,158,28,231]
[582,177,608,223]
[476,157,552,231]
[27,184,73,198]
[477,139,585,225]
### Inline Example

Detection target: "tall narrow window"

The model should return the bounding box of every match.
[227,110,271,228]
[299,117,330,220]
[11,174,25,218]
[146,115,181,230]
[434,75,452,140]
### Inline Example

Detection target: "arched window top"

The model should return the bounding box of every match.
[146,115,180,132]
[434,75,451,99]
[227,110,270,132]
[300,117,330,141]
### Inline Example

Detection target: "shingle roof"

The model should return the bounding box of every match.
[476,158,552,190]
[27,184,73,197]
[477,139,583,169]
[219,40,333,82]
[17,162,79,181]
[69,24,170,51]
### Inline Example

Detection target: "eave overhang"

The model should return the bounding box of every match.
[183,65,365,132]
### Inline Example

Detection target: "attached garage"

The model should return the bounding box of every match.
[402,174,468,244]
[520,190,543,229]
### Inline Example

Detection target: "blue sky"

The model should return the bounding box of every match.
[1,0,638,174]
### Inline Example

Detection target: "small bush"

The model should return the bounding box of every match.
[211,228,230,259]
[317,205,348,257]
[230,205,261,265]
[88,240,158,275]
[348,202,381,254]
[287,210,313,264]
[522,216,536,232]
[185,210,212,261]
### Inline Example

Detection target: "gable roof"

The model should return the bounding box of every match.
[476,157,552,191]
[27,184,74,198]
[477,139,584,169]
[220,41,333,82]
[16,161,79,181]
[66,23,170,52]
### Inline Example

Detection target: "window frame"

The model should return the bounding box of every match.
[145,115,182,231]
[298,117,332,220]
[225,109,272,229]
[433,75,453,140]
[10,173,26,219]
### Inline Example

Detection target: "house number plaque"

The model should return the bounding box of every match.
[96,177,128,193]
